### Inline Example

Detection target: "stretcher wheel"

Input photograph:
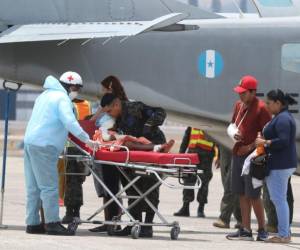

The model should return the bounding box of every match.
[170,225,180,240]
[131,225,141,239]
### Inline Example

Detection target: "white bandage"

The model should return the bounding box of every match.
[153,145,162,152]
[100,128,111,141]
[101,118,115,130]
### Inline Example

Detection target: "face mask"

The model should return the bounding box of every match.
[69,91,78,100]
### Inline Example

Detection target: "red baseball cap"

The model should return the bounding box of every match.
[234,75,258,93]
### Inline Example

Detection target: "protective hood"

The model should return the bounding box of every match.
[43,75,67,93]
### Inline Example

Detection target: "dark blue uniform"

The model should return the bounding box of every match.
[116,101,166,219]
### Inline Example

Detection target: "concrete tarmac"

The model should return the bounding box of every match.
[0,156,300,250]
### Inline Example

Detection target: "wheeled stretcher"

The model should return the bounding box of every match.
[64,120,201,240]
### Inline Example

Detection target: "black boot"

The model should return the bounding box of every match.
[140,212,154,238]
[45,222,74,236]
[112,225,132,236]
[89,225,108,233]
[197,204,205,218]
[89,199,121,233]
[174,202,190,217]
[113,211,142,237]
[72,206,80,218]
[62,206,75,224]
[139,226,153,238]
[26,223,45,234]
[89,208,110,233]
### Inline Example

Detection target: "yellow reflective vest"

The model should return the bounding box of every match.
[188,128,214,151]
[73,100,92,120]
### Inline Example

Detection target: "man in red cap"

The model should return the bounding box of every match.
[226,75,271,241]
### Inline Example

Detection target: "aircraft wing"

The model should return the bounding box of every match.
[0,13,188,44]
[252,0,300,17]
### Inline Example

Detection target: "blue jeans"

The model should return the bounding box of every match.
[24,144,60,225]
[266,168,295,237]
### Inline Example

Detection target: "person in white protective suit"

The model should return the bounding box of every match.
[24,71,99,236]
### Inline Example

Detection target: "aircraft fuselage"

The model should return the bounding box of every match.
[0,18,299,132]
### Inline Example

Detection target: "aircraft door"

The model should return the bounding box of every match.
[280,43,300,169]
[280,43,300,112]
[280,43,300,146]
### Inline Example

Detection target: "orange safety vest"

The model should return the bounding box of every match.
[188,128,214,151]
[73,100,92,120]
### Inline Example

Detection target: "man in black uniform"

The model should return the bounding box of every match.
[174,127,216,218]
[100,93,167,238]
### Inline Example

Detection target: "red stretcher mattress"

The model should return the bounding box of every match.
[69,120,199,165]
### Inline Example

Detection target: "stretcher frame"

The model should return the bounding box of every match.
[63,138,202,240]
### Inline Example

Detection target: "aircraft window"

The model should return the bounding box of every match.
[258,0,292,7]
[177,0,257,13]
[282,44,300,74]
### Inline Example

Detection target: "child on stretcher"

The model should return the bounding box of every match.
[93,118,174,153]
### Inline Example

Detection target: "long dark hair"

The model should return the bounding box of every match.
[267,89,297,107]
[101,75,128,101]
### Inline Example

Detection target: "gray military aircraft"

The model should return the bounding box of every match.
[0,0,299,158]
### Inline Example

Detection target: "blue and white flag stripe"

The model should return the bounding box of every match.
[205,50,215,78]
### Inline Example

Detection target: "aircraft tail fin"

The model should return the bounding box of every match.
[251,0,300,17]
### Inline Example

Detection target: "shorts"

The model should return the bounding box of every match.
[231,154,261,199]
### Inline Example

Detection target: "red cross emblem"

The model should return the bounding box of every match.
[67,75,74,82]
